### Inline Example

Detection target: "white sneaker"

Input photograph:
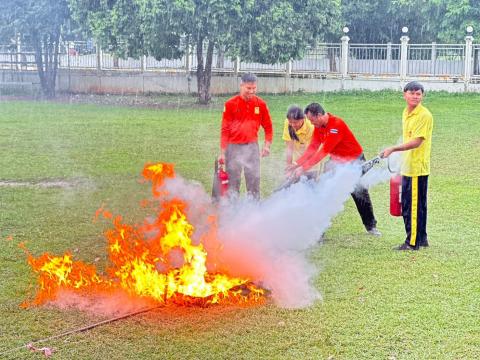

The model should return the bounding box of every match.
[366,227,382,237]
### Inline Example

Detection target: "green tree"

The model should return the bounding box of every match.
[69,0,341,104]
[438,0,479,42]
[340,0,446,43]
[0,0,70,97]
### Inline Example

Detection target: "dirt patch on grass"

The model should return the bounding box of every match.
[0,177,94,189]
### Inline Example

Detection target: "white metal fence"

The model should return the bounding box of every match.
[292,44,341,73]
[407,44,465,76]
[348,43,401,75]
[1,37,479,82]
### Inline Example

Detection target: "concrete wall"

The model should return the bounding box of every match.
[1,69,480,95]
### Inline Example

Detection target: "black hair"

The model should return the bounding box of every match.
[304,103,325,116]
[241,73,257,83]
[403,81,424,93]
[286,105,305,121]
[288,126,300,142]
[286,105,303,142]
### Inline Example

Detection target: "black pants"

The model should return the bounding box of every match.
[402,175,429,249]
[225,142,260,199]
[326,154,377,230]
[351,185,377,231]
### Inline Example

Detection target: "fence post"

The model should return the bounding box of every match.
[387,42,392,73]
[234,56,240,75]
[464,34,474,91]
[96,44,102,71]
[431,42,437,75]
[400,34,409,81]
[141,54,146,72]
[340,35,349,78]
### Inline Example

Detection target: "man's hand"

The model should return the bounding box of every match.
[285,162,298,172]
[380,147,395,158]
[261,143,271,157]
[293,166,304,179]
[218,151,226,165]
[284,162,298,177]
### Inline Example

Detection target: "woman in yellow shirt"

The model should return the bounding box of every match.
[282,105,324,179]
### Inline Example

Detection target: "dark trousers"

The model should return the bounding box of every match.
[326,154,377,230]
[351,186,377,230]
[225,143,260,199]
[402,175,429,249]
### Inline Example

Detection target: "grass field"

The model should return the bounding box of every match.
[1,91,479,359]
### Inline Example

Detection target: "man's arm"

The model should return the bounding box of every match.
[220,103,231,162]
[301,147,328,172]
[381,137,424,158]
[298,129,341,171]
[295,131,322,167]
[260,103,273,157]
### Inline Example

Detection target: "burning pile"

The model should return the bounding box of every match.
[22,163,264,308]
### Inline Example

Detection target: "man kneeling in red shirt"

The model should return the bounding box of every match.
[289,103,381,236]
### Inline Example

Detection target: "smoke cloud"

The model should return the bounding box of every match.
[165,163,365,309]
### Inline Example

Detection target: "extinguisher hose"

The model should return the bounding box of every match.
[387,156,397,174]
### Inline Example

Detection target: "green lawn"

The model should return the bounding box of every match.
[1,91,479,359]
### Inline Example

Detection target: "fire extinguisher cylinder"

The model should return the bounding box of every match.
[390,175,402,217]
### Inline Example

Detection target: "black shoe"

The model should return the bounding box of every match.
[420,239,429,247]
[393,243,417,251]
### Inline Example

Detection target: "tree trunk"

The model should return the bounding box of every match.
[327,47,337,72]
[216,44,225,69]
[33,30,60,98]
[196,37,214,104]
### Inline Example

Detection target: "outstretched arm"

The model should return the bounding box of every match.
[381,137,424,158]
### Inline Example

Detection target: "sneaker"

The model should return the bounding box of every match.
[366,227,382,237]
[393,243,417,251]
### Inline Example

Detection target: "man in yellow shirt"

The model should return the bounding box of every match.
[282,105,324,180]
[382,81,433,250]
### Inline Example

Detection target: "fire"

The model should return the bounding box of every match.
[22,163,264,307]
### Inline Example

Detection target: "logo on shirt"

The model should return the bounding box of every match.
[330,128,338,134]
[254,107,260,114]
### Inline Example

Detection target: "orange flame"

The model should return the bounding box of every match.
[23,163,264,307]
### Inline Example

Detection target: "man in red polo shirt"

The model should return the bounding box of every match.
[220,73,273,199]
[289,103,380,236]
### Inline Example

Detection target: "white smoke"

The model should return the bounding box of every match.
[164,163,364,309]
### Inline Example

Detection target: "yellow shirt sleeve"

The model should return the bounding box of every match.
[412,113,433,139]
[282,119,292,141]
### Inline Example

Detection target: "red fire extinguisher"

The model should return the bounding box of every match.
[217,158,229,197]
[390,174,402,216]
[212,158,229,200]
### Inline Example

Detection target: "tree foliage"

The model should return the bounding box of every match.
[340,0,479,43]
[0,0,70,97]
[2,0,476,100]
[438,0,479,42]
[69,0,340,103]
